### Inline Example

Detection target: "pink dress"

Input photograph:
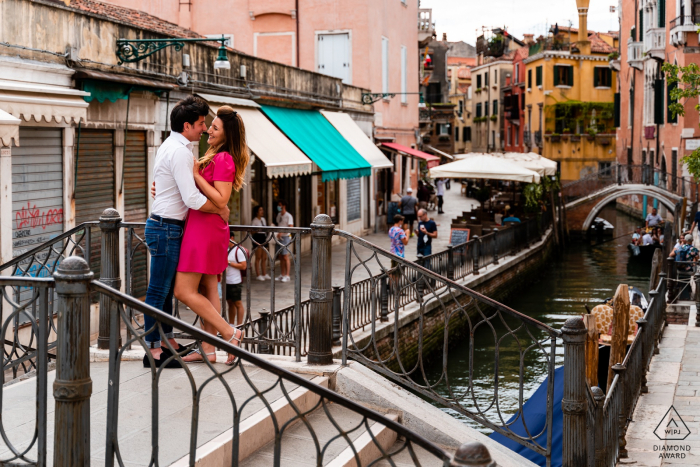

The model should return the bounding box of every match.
[177,152,235,275]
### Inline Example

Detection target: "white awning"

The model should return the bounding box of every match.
[197,93,261,112]
[425,145,454,160]
[429,154,541,183]
[320,110,393,169]
[0,108,20,147]
[0,80,89,124]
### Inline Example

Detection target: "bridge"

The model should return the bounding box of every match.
[562,164,696,232]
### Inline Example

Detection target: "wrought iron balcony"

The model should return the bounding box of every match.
[534,130,542,148]
[627,38,643,70]
[643,27,666,60]
[670,14,699,46]
[523,130,531,147]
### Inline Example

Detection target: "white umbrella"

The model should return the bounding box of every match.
[429,154,541,183]
[496,152,557,177]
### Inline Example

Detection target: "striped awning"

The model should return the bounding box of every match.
[0,108,20,147]
[0,79,89,124]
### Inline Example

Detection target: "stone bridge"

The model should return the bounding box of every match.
[561,164,692,233]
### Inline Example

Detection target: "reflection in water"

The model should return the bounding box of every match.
[425,205,651,432]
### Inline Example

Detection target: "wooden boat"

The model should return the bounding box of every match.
[589,217,614,237]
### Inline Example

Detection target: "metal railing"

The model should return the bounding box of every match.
[0,258,468,466]
[568,275,667,466]
[562,163,698,206]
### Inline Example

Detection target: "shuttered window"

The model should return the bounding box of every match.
[658,0,665,27]
[124,131,148,298]
[347,178,361,222]
[639,9,644,39]
[536,66,542,86]
[594,67,612,88]
[528,69,532,89]
[75,130,115,278]
[614,93,621,128]
[554,66,574,87]
[667,81,678,124]
[476,103,482,118]
[654,79,665,125]
[476,74,482,89]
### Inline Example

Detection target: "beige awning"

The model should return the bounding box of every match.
[499,152,558,177]
[0,108,20,147]
[425,145,455,160]
[429,154,541,183]
[198,94,312,178]
[0,80,89,124]
[320,111,393,169]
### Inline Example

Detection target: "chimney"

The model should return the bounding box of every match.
[575,0,591,54]
[523,34,535,45]
[442,32,447,41]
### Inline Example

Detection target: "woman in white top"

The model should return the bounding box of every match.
[251,205,270,281]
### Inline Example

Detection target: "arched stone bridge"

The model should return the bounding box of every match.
[562,164,693,233]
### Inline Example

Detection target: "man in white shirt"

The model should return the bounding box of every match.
[143,96,229,368]
[645,208,662,228]
[436,178,446,214]
[275,199,294,282]
[642,231,654,246]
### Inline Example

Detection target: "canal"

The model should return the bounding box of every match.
[426,204,653,433]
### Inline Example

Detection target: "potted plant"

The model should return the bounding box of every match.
[490,115,498,121]
[586,128,597,141]
[596,134,612,145]
[475,87,482,93]
[608,51,620,61]
[550,133,561,142]
[571,133,582,142]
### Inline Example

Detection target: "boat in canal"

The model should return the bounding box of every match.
[589,217,614,237]
[628,243,661,263]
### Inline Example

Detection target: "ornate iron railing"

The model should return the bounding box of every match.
[335,225,561,462]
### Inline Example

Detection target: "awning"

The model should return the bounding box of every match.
[74,70,179,90]
[261,105,372,182]
[380,142,441,168]
[0,108,20,147]
[499,152,558,177]
[425,145,455,160]
[429,154,541,183]
[0,81,89,124]
[198,95,312,178]
[320,110,393,170]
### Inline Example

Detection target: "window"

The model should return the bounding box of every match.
[528,69,532,89]
[484,101,489,116]
[515,64,520,84]
[514,126,519,146]
[494,70,497,84]
[382,37,389,94]
[485,71,489,86]
[553,65,573,87]
[594,67,612,88]
[639,9,644,37]
[599,162,612,177]
[477,74,482,89]
[521,93,525,110]
[455,126,460,141]
[458,100,464,118]
[400,45,407,103]
[476,103,482,118]
[536,66,543,86]
[507,125,511,146]
[493,99,498,116]
[439,124,450,135]
[658,0,665,27]
[463,127,469,142]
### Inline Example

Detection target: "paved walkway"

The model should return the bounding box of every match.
[622,304,700,466]
[178,187,480,321]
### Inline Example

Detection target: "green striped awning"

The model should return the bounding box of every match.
[260,105,372,182]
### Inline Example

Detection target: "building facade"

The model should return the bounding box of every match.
[448,59,473,154]
[502,47,528,153]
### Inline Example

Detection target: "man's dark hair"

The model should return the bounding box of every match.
[393,214,405,224]
[278,199,288,208]
[170,96,209,133]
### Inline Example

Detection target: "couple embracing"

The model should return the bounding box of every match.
[144,96,247,368]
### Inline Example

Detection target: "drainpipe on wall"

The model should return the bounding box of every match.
[295,0,300,67]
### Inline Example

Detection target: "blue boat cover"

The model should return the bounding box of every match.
[489,366,564,467]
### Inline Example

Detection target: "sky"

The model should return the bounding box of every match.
[418,0,620,45]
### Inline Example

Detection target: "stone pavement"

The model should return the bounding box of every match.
[179,186,480,321]
[622,304,700,466]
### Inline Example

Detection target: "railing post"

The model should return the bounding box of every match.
[562,317,587,467]
[53,256,94,467]
[450,441,497,466]
[258,310,272,354]
[380,274,389,322]
[616,162,621,185]
[332,286,342,346]
[308,214,334,365]
[493,231,499,265]
[649,289,662,355]
[473,239,480,275]
[637,317,649,393]
[591,386,605,467]
[612,363,628,459]
[98,208,122,350]
[447,245,455,280]
[416,256,425,301]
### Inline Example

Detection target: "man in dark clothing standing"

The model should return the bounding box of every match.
[400,188,418,236]
[416,208,438,256]
[417,180,430,211]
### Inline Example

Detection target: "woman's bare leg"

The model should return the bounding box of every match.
[255,247,266,276]
[174,272,240,362]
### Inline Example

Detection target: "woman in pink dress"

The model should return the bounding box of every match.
[174,106,249,364]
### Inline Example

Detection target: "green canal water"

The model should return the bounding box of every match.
[425,205,652,433]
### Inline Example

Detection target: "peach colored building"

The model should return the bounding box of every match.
[617,0,700,218]
[105,0,421,197]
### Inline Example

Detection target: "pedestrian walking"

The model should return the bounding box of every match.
[275,199,293,282]
[251,205,270,281]
[435,178,446,214]
[416,209,438,257]
[400,188,418,236]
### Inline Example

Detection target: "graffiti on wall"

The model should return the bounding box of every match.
[15,202,63,231]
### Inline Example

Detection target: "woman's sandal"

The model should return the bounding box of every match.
[225,325,243,366]
[184,348,216,363]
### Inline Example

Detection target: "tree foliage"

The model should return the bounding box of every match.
[663,62,700,180]
[523,175,561,211]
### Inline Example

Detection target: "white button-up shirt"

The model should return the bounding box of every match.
[151,132,208,220]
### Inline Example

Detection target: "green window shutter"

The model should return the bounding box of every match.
[668,81,678,124]
[654,79,665,125]
[614,92,621,128]
[493,99,498,115]
[477,75,482,88]
[485,72,489,86]
[536,66,542,86]
[485,101,489,116]
[659,0,665,27]
[476,103,481,118]
[528,69,532,88]
[553,66,559,86]
[594,68,600,88]
[567,66,574,86]
[631,25,636,41]
[639,9,643,40]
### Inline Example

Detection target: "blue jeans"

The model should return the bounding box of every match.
[417,244,432,257]
[143,218,183,347]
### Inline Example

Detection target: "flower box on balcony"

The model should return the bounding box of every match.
[596,135,612,145]
[570,135,581,142]
[550,134,561,143]
[586,134,596,142]
[438,135,450,142]
[560,134,569,142]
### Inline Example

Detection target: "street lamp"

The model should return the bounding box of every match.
[115,35,230,69]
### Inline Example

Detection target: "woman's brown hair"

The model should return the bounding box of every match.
[200,105,249,191]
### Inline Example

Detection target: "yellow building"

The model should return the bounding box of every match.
[524,20,619,182]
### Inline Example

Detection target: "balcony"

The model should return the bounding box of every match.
[670,14,699,46]
[627,38,643,70]
[523,130,531,147]
[534,131,542,148]
[418,9,435,45]
[644,27,666,60]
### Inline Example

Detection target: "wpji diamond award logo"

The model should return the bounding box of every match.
[653,406,691,459]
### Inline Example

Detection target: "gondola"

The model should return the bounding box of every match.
[628,243,661,263]
[589,217,614,237]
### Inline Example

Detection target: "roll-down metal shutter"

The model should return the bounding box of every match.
[346,177,361,222]
[123,131,148,298]
[75,130,115,278]
[11,127,64,269]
